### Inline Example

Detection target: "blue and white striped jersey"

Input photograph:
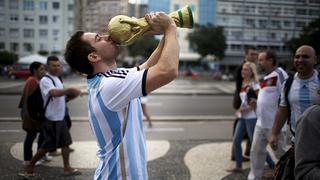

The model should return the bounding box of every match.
[87,67,148,180]
[279,70,320,133]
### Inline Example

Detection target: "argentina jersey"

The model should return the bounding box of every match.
[87,67,148,180]
[280,70,320,133]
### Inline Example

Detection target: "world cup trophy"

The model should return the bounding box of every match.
[107,5,194,46]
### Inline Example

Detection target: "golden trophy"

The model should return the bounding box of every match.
[107,5,194,46]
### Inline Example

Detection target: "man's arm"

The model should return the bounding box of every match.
[139,37,165,70]
[269,106,289,150]
[144,12,180,94]
[49,87,81,98]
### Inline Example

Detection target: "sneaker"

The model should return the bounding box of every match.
[42,154,53,161]
[35,159,44,166]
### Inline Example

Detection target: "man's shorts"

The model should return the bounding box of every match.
[41,119,72,150]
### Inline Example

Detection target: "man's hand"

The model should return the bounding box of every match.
[67,87,82,98]
[145,12,176,35]
[269,134,279,151]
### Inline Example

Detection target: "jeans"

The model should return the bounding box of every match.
[23,131,44,161]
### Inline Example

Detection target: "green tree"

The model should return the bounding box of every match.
[127,36,159,58]
[187,23,227,60]
[0,51,18,65]
[287,16,320,55]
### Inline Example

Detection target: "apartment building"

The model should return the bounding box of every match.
[217,0,320,68]
[0,0,75,57]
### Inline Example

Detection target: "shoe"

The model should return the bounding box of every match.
[226,167,244,173]
[18,172,38,180]
[43,154,53,161]
[242,156,250,162]
[62,168,81,176]
[35,159,44,166]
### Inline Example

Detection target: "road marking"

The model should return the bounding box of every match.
[0,129,21,133]
[144,127,184,132]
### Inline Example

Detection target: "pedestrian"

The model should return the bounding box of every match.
[270,45,320,148]
[18,61,48,166]
[227,62,259,173]
[64,12,179,179]
[21,56,82,177]
[295,104,320,179]
[231,46,258,161]
[141,95,152,127]
[269,45,320,179]
[248,50,288,180]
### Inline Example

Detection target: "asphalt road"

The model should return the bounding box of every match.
[0,94,235,119]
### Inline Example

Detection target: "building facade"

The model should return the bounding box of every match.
[216,0,320,69]
[0,0,75,57]
[82,0,128,33]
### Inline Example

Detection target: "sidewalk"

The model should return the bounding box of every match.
[0,75,235,95]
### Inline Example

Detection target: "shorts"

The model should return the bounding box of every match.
[41,119,72,150]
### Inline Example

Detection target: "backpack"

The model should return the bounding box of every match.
[27,75,55,122]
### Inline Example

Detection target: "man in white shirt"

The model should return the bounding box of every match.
[270,45,320,148]
[23,56,82,177]
[248,50,288,180]
[64,12,179,179]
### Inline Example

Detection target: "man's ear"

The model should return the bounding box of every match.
[88,52,100,63]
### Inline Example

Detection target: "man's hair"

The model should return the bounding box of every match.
[245,46,256,55]
[29,61,43,75]
[265,50,277,66]
[47,55,59,65]
[64,31,95,76]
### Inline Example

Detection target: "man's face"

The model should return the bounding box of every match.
[47,60,62,76]
[246,49,258,63]
[82,32,119,62]
[258,52,268,72]
[294,46,316,76]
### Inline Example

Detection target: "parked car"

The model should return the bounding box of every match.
[8,63,31,79]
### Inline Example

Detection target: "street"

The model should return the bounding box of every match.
[0,94,235,119]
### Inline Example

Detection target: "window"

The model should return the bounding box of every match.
[9,28,19,38]
[23,43,33,52]
[10,43,19,52]
[39,29,48,38]
[0,13,4,21]
[68,4,73,11]
[39,43,47,50]
[283,21,291,27]
[10,14,19,22]
[0,28,4,36]
[23,29,34,38]
[52,29,59,36]
[23,0,34,10]
[39,1,47,10]
[0,42,5,50]
[296,21,306,28]
[9,0,19,10]
[52,15,59,23]
[52,2,59,10]
[296,9,307,15]
[24,15,34,23]
[39,15,48,24]
[0,0,4,10]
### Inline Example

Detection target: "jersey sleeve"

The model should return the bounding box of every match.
[100,68,148,111]
[279,81,288,107]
